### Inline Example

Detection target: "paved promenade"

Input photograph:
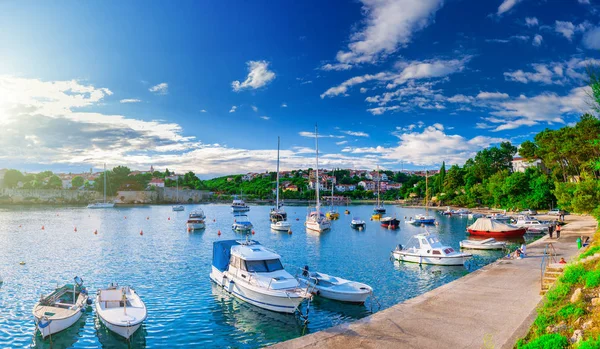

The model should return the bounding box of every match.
[272,215,597,349]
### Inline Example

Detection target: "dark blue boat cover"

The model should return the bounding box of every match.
[212,239,260,272]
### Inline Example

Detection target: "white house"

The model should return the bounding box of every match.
[148,178,165,188]
[358,180,376,191]
[308,181,325,191]
[511,157,544,173]
[366,172,388,181]
[335,184,356,192]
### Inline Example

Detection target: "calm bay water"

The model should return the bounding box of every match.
[0,204,518,348]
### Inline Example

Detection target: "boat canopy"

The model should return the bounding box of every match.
[468,218,519,232]
[231,243,281,261]
[212,240,260,272]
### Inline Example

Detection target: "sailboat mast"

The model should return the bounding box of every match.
[276,137,280,210]
[315,125,320,213]
[376,165,380,207]
[425,170,428,212]
[103,163,107,204]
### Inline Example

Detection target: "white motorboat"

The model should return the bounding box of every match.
[297,269,372,304]
[304,125,331,233]
[232,214,253,232]
[186,209,206,231]
[459,238,507,250]
[487,213,512,223]
[467,213,484,219]
[350,217,366,229]
[453,208,471,215]
[392,233,472,266]
[95,283,147,339]
[172,205,185,212]
[514,216,549,234]
[231,195,250,212]
[209,239,312,314]
[271,219,292,232]
[33,277,89,338]
[406,214,436,225]
[88,164,115,209]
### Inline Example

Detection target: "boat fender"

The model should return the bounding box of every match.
[86,298,93,305]
[38,318,52,329]
[302,265,309,277]
[398,244,403,250]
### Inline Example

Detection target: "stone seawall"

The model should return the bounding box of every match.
[0,188,101,204]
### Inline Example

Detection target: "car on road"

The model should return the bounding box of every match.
[548,208,566,216]
[520,209,537,215]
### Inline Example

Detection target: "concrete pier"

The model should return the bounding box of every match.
[271,215,597,349]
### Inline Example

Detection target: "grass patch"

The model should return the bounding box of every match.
[556,302,586,322]
[584,269,600,288]
[562,264,587,286]
[578,336,600,349]
[579,245,600,259]
[516,334,568,349]
[545,282,571,307]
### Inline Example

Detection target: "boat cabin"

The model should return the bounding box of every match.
[415,234,457,256]
[189,210,205,219]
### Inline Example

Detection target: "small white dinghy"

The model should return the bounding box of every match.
[33,276,89,338]
[459,238,507,250]
[95,283,147,339]
[297,268,372,304]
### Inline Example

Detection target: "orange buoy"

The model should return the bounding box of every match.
[168,217,171,221]
[288,229,292,235]
[19,225,22,228]
[41,225,45,230]
[213,219,216,222]
[94,230,98,235]
[146,216,150,220]
[252,230,255,235]
[124,216,127,219]
[187,228,191,232]
[74,227,77,232]
[218,230,222,236]
[140,230,144,236]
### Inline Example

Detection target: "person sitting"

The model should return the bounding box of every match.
[559,257,567,264]
[515,248,522,259]
[520,244,527,257]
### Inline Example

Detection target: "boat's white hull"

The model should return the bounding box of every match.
[210,269,304,314]
[232,207,250,212]
[392,251,468,266]
[271,221,291,231]
[187,222,205,230]
[87,203,115,209]
[97,314,141,339]
[305,221,331,232]
[34,307,84,338]
[351,222,365,229]
[232,224,253,232]
[459,241,506,250]
[298,280,370,303]
[172,206,185,211]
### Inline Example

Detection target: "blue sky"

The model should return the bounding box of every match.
[0,0,599,178]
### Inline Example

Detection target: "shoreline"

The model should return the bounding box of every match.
[269,214,598,349]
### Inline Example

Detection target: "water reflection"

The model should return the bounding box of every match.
[31,312,88,349]
[95,316,147,349]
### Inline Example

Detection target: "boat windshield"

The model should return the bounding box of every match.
[245,259,284,273]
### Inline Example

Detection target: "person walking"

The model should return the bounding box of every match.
[556,223,562,240]
[548,223,554,239]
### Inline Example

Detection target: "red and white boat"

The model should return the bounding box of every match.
[467,218,526,238]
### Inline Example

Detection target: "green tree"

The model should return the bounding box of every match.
[71,176,84,189]
[3,169,24,188]
[46,175,62,189]
[519,140,538,159]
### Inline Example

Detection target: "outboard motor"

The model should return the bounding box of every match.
[302,265,310,277]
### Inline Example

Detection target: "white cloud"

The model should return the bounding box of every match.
[251,105,258,112]
[120,98,141,103]
[331,0,444,67]
[583,27,600,50]
[525,17,539,27]
[532,34,543,47]
[447,94,474,103]
[336,140,348,145]
[232,60,276,92]
[320,63,353,71]
[504,58,600,85]
[476,91,509,99]
[554,20,589,41]
[578,0,590,4]
[360,88,367,93]
[200,109,207,113]
[367,106,401,115]
[341,130,370,137]
[298,131,345,139]
[321,57,469,98]
[260,116,270,120]
[497,0,522,15]
[229,106,237,113]
[149,82,168,95]
[485,86,590,131]
[281,103,287,108]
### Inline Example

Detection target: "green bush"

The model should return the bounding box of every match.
[545,282,571,306]
[533,313,553,336]
[562,264,587,286]
[556,303,585,321]
[516,334,568,349]
[578,336,600,349]
[585,269,600,288]
[580,245,600,259]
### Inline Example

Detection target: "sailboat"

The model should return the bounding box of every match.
[88,164,115,208]
[371,166,385,219]
[270,137,291,232]
[325,177,339,220]
[406,170,436,225]
[172,175,184,211]
[305,125,331,233]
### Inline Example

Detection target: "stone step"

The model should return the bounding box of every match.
[544,271,563,277]
[540,290,547,296]
[547,263,567,269]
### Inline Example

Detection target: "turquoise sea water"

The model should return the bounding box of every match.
[0,204,519,348]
